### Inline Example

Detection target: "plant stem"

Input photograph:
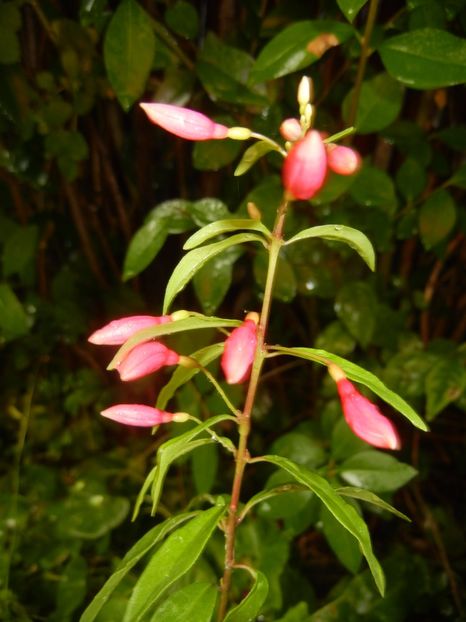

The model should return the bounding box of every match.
[346,0,379,132]
[217,199,289,620]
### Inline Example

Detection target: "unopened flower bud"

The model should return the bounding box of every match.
[101,404,179,427]
[140,103,229,141]
[282,130,327,200]
[88,315,172,346]
[247,202,262,221]
[328,364,401,450]
[298,76,313,108]
[116,341,179,381]
[221,315,259,384]
[279,118,302,142]
[326,145,361,176]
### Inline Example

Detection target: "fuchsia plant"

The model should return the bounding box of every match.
[83,78,427,622]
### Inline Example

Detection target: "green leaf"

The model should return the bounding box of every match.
[350,165,397,213]
[261,455,385,595]
[165,1,199,40]
[243,481,310,521]
[419,189,456,249]
[197,33,267,106]
[224,569,269,622]
[55,554,87,621]
[188,198,231,227]
[184,219,270,250]
[321,505,362,574]
[122,220,168,281]
[0,2,21,64]
[234,142,276,176]
[396,158,427,199]
[108,315,240,370]
[270,346,428,430]
[149,415,235,515]
[192,443,218,494]
[285,224,375,271]
[335,282,377,347]
[164,233,266,313]
[339,451,417,493]
[343,73,404,134]
[79,513,195,622]
[2,225,38,277]
[193,245,243,314]
[336,487,411,521]
[378,28,466,89]
[270,432,326,469]
[193,137,243,171]
[337,0,369,22]
[251,21,354,83]
[0,283,30,341]
[104,0,156,110]
[146,199,194,234]
[123,503,226,622]
[447,162,466,189]
[425,356,466,420]
[315,321,356,357]
[157,343,224,409]
[150,582,217,622]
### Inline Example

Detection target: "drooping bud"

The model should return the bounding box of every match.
[279,118,302,142]
[88,315,172,346]
[116,341,180,381]
[140,103,229,141]
[101,404,187,427]
[221,313,259,384]
[328,364,400,450]
[282,130,327,200]
[326,144,361,176]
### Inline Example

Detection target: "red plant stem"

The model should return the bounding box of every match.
[217,199,289,620]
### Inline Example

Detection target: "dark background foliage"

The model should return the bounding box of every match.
[1,0,465,620]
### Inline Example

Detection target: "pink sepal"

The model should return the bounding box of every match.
[101,404,175,427]
[282,130,327,200]
[337,379,401,450]
[88,315,171,345]
[140,103,229,141]
[116,341,180,381]
[221,318,258,384]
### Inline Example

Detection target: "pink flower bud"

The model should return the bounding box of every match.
[280,118,302,142]
[336,378,401,450]
[221,314,259,384]
[282,130,327,200]
[101,404,182,427]
[88,315,172,346]
[116,341,179,381]
[140,103,229,141]
[326,144,361,176]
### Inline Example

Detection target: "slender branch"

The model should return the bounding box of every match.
[345,0,379,133]
[189,360,239,417]
[217,199,289,620]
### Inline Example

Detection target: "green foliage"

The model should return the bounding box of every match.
[1,0,464,620]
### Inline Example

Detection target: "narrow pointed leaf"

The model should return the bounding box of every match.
[337,0,368,22]
[285,225,375,271]
[261,455,385,595]
[336,487,411,521]
[79,513,196,622]
[157,343,224,409]
[270,346,427,431]
[149,415,235,515]
[183,219,271,250]
[164,233,266,312]
[224,569,269,622]
[108,315,240,370]
[150,581,218,622]
[123,503,226,621]
[234,142,276,177]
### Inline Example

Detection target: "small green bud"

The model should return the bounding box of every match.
[227,127,252,140]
